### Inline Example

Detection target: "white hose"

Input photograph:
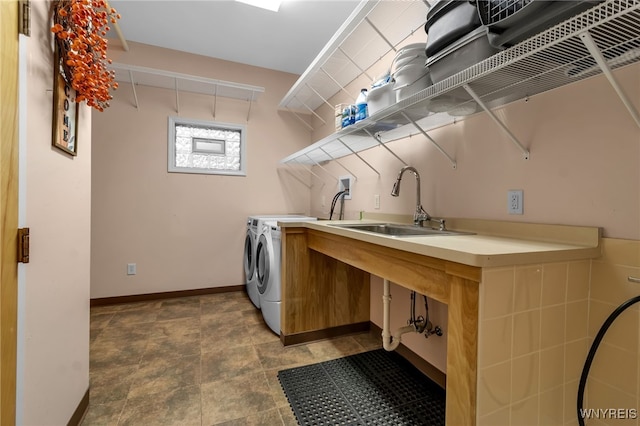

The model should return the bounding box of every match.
[382,279,416,351]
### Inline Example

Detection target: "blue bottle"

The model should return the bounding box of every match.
[341,106,351,128]
[355,89,368,122]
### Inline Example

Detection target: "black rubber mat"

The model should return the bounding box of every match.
[277,349,445,425]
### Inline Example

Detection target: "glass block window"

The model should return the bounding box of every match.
[168,117,246,176]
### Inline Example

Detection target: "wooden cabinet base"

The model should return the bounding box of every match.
[281,227,480,426]
[281,321,370,346]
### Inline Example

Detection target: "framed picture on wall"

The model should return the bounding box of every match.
[52,47,78,156]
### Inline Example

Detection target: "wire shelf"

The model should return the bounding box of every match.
[281,0,640,166]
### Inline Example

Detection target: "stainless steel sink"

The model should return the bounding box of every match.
[328,223,473,237]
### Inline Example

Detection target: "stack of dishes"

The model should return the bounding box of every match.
[391,43,431,102]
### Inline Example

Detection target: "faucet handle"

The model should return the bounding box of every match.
[429,218,446,231]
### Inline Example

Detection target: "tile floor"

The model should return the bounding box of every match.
[83,291,382,425]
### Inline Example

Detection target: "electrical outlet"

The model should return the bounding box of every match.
[338,175,353,200]
[508,190,523,214]
[127,263,137,275]
[374,194,380,209]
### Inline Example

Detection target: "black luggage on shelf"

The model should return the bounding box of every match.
[426,27,501,84]
[477,0,602,48]
[424,0,481,58]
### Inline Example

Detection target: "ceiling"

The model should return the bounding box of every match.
[108,0,361,75]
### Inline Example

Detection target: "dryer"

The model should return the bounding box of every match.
[256,217,315,335]
[244,215,315,309]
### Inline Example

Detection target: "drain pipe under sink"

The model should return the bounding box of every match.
[382,279,416,351]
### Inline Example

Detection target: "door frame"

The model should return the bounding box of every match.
[0,0,20,424]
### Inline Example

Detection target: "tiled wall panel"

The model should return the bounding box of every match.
[477,260,591,425]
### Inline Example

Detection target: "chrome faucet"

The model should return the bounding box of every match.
[391,166,445,230]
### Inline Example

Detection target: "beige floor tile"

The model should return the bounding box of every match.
[351,330,384,351]
[94,321,153,343]
[201,296,253,315]
[108,309,158,327]
[248,321,281,345]
[128,355,200,399]
[89,338,146,370]
[279,406,298,426]
[201,345,263,383]
[201,322,254,352]
[263,368,290,408]
[201,310,250,328]
[90,300,161,314]
[242,308,265,325]
[80,399,126,426]
[254,341,316,370]
[87,292,383,426]
[149,317,200,340]
[90,312,114,330]
[157,298,201,321]
[118,385,201,426]
[201,372,277,424]
[90,328,102,344]
[212,408,284,426]
[90,365,138,404]
[141,334,201,363]
[306,336,365,361]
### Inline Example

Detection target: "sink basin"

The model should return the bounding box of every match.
[328,223,473,237]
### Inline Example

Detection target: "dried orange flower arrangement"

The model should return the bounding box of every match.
[51,0,121,111]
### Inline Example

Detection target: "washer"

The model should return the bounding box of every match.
[244,215,315,309]
[256,217,315,335]
[256,221,281,334]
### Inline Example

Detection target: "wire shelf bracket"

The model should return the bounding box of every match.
[319,147,359,181]
[338,138,381,176]
[283,163,312,189]
[579,31,640,128]
[286,108,314,132]
[297,96,326,125]
[462,84,530,160]
[212,84,218,118]
[306,84,335,111]
[128,70,139,109]
[305,154,340,182]
[294,160,326,186]
[400,112,457,169]
[320,67,355,103]
[364,129,409,166]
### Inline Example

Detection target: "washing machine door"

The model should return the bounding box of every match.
[243,229,255,280]
[256,232,274,296]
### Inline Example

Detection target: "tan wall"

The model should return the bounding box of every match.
[91,42,312,298]
[586,238,640,426]
[308,61,640,241]
[19,0,91,423]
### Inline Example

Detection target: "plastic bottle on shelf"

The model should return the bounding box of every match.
[355,88,368,122]
[341,106,351,128]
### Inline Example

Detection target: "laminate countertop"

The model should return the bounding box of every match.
[278,215,602,268]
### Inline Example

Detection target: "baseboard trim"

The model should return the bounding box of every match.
[281,322,370,346]
[67,387,89,426]
[90,285,244,306]
[370,322,446,389]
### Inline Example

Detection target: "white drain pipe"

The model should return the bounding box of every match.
[382,279,416,351]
